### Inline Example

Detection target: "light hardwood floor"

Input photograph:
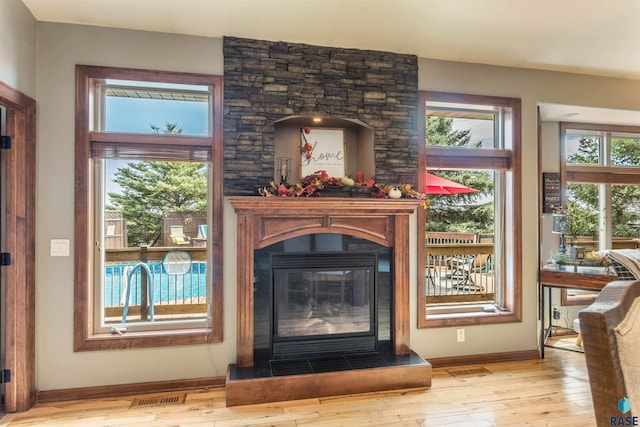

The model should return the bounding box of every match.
[0,348,595,427]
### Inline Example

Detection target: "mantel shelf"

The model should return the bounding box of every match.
[227,196,422,215]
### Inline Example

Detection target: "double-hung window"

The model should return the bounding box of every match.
[74,65,223,350]
[418,91,522,327]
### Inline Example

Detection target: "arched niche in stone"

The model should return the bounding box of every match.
[273,115,375,184]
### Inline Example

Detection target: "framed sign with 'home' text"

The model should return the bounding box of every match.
[300,128,346,178]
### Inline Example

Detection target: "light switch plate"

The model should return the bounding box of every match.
[50,239,70,256]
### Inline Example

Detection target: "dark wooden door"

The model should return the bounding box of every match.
[0,82,36,413]
[0,103,6,415]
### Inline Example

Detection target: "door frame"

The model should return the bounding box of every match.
[0,81,36,412]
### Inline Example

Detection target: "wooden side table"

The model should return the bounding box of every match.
[539,270,614,358]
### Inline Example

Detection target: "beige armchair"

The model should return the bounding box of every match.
[579,280,640,426]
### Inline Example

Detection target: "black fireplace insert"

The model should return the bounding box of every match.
[271,252,377,359]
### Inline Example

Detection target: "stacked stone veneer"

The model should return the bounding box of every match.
[223,36,419,195]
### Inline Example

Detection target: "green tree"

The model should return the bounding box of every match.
[107,123,207,246]
[426,116,495,233]
[565,184,599,238]
[426,116,474,148]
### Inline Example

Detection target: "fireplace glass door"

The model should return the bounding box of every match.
[271,252,377,358]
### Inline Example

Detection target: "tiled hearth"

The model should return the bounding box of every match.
[226,197,432,406]
[226,349,430,406]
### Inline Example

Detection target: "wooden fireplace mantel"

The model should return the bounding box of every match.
[228,196,422,367]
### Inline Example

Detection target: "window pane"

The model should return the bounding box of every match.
[100,80,210,136]
[426,107,496,149]
[611,136,640,167]
[566,182,640,248]
[425,169,497,305]
[77,66,223,350]
[99,159,209,328]
[566,183,599,240]
[566,134,601,165]
[421,92,521,326]
[612,184,640,238]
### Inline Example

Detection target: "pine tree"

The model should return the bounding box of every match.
[426,116,494,233]
[107,123,207,246]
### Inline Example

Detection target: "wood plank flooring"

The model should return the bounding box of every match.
[0,348,595,426]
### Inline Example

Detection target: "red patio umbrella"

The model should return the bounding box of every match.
[425,172,478,195]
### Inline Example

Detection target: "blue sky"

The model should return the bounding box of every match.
[104,96,209,197]
[105,97,208,135]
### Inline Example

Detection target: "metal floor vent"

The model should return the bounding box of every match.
[130,393,186,408]
[447,367,491,377]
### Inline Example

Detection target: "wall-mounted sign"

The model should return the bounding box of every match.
[300,128,345,178]
[543,172,561,213]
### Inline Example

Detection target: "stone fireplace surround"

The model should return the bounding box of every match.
[223,36,419,195]
[226,197,432,406]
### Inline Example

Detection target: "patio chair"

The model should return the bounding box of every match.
[169,225,190,246]
[191,224,208,247]
[197,224,207,240]
[425,256,438,289]
[449,254,491,290]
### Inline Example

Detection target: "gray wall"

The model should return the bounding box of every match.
[35,23,232,391]
[0,0,37,97]
[19,20,640,391]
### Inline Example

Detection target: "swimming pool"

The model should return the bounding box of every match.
[104,261,207,307]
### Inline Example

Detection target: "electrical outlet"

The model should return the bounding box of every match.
[456,328,465,342]
[553,306,561,320]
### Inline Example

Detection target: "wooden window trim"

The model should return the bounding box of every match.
[567,170,640,185]
[74,65,224,351]
[424,146,512,171]
[418,91,523,328]
[560,121,640,187]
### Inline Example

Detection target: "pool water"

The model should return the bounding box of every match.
[104,262,207,306]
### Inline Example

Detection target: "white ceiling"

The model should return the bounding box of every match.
[538,104,640,127]
[20,0,640,125]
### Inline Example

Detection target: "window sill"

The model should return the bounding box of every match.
[422,305,520,328]
[74,327,221,352]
